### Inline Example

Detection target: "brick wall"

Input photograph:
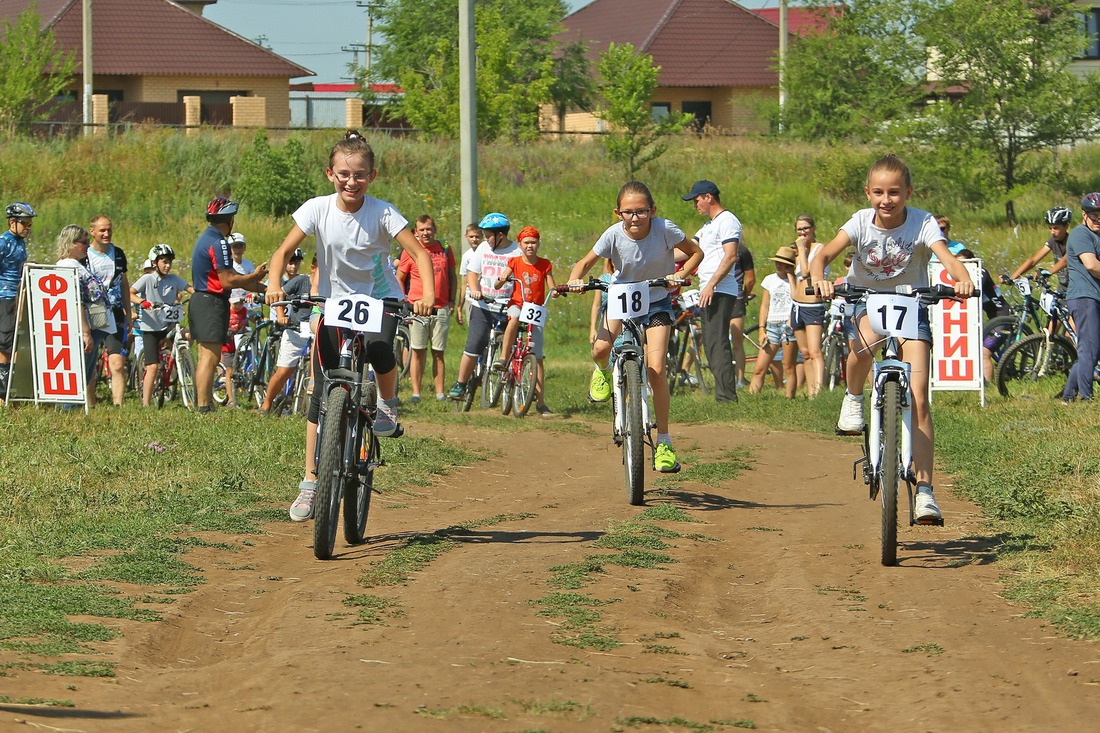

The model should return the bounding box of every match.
[231,96,267,128]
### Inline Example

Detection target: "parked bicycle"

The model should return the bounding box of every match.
[994,272,1078,398]
[229,314,280,409]
[559,276,686,505]
[142,303,196,409]
[666,289,711,395]
[455,296,508,412]
[820,298,848,392]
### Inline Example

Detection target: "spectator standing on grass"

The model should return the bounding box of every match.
[1059,193,1100,404]
[190,197,268,413]
[0,202,34,401]
[730,241,755,388]
[131,244,193,407]
[396,215,456,403]
[790,214,827,399]
[748,245,798,397]
[455,223,481,326]
[681,180,741,403]
[85,215,130,406]
[54,225,99,395]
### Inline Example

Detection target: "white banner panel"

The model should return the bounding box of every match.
[930,260,983,393]
[26,265,86,403]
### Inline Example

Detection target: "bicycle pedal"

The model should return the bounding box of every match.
[914,516,945,527]
[835,426,864,437]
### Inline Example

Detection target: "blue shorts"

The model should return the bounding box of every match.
[602,297,675,329]
[764,321,794,346]
[791,302,826,329]
[851,302,933,343]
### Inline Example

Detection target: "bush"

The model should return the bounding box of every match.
[235,131,312,217]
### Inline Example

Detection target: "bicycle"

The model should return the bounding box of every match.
[994,274,1078,398]
[230,314,280,409]
[824,283,962,566]
[820,299,848,392]
[454,296,508,412]
[498,288,551,418]
[142,303,196,410]
[279,295,428,560]
[665,290,711,396]
[267,322,315,417]
[559,276,686,505]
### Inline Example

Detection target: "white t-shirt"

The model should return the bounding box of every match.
[467,239,519,310]
[132,272,190,332]
[593,218,686,303]
[840,207,943,289]
[230,257,255,303]
[694,209,742,296]
[761,273,793,324]
[292,193,406,299]
[459,247,475,300]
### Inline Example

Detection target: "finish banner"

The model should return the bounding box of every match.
[929,260,983,400]
[24,264,87,404]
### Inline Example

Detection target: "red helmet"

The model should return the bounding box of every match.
[206,196,239,218]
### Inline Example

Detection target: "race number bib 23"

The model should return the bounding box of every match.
[324,294,385,333]
[162,304,182,323]
[519,302,547,326]
[607,282,650,320]
[865,293,920,340]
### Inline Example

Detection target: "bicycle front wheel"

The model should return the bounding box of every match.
[314,388,350,560]
[880,380,900,567]
[621,358,646,506]
[344,382,376,545]
[499,370,513,415]
[514,354,538,417]
[484,339,504,408]
[176,345,196,409]
[822,333,845,392]
[212,362,229,406]
[994,333,1076,398]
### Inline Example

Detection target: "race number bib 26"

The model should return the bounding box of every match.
[865,293,919,340]
[607,282,650,320]
[519,302,547,326]
[324,294,384,333]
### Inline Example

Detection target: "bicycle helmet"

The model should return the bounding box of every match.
[148,243,174,261]
[478,212,510,231]
[1081,193,1100,212]
[289,247,305,261]
[5,202,36,220]
[206,196,239,219]
[227,232,247,246]
[1045,206,1072,225]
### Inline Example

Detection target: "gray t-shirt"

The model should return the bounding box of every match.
[132,272,190,332]
[1065,224,1100,302]
[593,218,686,303]
[1046,235,1069,291]
[281,273,312,327]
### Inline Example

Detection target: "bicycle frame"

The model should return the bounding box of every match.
[611,318,653,446]
[864,335,913,495]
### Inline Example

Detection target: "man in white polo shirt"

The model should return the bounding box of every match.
[682,180,742,402]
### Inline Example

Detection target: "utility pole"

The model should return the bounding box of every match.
[82,0,92,136]
[778,0,788,119]
[458,0,478,251]
[341,43,366,79]
[356,2,377,81]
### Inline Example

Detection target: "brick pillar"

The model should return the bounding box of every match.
[91,94,109,137]
[231,96,266,128]
[183,96,202,136]
[345,97,364,130]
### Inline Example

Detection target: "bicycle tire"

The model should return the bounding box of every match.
[499,370,513,416]
[880,380,900,567]
[994,333,1076,398]
[484,339,504,409]
[176,345,197,409]
[291,357,311,415]
[514,354,538,417]
[822,332,845,392]
[622,358,646,506]
[344,381,376,545]
[984,314,1033,368]
[690,325,713,396]
[212,362,229,406]
[314,388,350,560]
[393,324,412,380]
[666,324,685,396]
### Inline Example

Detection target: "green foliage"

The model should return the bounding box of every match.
[0,8,77,136]
[235,130,312,217]
[596,43,693,177]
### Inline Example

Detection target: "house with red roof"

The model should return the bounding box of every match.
[549,0,831,134]
[0,0,311,128]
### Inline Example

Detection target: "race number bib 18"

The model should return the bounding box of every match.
[162,304,182,323]
[324,294,385,333]
[519,302,547,326]
[680,289,701,309]
[865,293,920,340]
[607,282,650,320]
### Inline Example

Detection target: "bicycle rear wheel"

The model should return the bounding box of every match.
[994,333,1076,398]
[514,354,538,417]
[291,357,311,415]
[393,324,412,381]
[460,363,481,412]
[213,362,229,406]
[314,388,350,560]
[621,358,646,506]
[499,370,513,415]
[822,332,846,392]
[483,339,504,408]
[176,345,197,409]
[880,380,900,567]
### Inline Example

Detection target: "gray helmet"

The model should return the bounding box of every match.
[5,202,36,220]
[1045,206,1072,225]
[149,243,175,261]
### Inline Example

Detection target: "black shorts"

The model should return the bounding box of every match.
[142,330,169,366]
[307,308,400,423]
[0,298,16,355]
[189,292,230,345]
[463,304,507,357]
[730,294,747,319]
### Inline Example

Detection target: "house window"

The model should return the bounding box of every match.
[651,102,671,121]
[1082,10,1100,59]
[682,101,712,132]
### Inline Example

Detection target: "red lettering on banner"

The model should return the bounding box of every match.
[39,273,69,297]
[941,361,974,381]
[938,268,957,286]
[43,321,70,346]
[942,309,968,330]
[42,298,68,322]
[43,371,78,396]
[942,335,968,358]
[45,345,72,371]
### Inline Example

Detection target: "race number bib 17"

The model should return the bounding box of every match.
[519,302,547,326]
[324,294,385,333]
[607,282,650,320]
[865,293,920,340]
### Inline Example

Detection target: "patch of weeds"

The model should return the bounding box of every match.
[744,692,767,703]
[642,644,686,655]
[0,696,75,707]
[547,558,606,590]
[711,719,757,729]
[745,526,781,533]
[357,533,458,588]
[815,585,866,603]
[137,595,177,604]
[535,592,619,628]
[514,697,593,719]
[902,643,944,656]
[636,504,700,523]
[639,676,690,688]
[676,448,753,483]
[617,715,713,731]
[383,503,409,509]
[343,594,402,625]
[640,631,682,640]
[78,548,204,587]
[414,704,505,720]
[604,548,677,570]
[593,533,671,551]
[39,661,115,678]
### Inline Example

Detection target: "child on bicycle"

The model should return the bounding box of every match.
[810,154,974,523]
[265,130,434,522]
[259,248,311,416]
[567,181,703,473]
[130,244,193,407]
[492,225,558,415]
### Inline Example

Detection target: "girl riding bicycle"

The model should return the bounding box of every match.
[567,181,703,473]
[811,154,974,523]
[266,130,434,522]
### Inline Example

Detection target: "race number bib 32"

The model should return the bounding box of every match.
[607,282,650,320]
[325,294,385,333]
[519,302,547,326]
[865,293,919,340]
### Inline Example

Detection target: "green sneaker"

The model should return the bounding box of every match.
[588,367,612,402]
[654,443,681,473]
[447,382,466,401]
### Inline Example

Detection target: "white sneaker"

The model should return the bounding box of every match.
[289,480,317,522]
[914,488,943,524]
[837,392,865,433]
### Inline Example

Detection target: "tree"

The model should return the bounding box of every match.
[0,8,77,135]
[596,43,692,178]
[917,0,1100,223]
[549,41,596,133]
[366,0,573,141]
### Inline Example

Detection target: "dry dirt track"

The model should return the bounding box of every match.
[3,420,1099,732]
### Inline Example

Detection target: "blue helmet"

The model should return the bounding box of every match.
[478,212,510,231]
[1081,193,1100,212]
[5,202,36,220]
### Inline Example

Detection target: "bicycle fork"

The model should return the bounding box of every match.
[611,352,655,454]
[857,360,915,512]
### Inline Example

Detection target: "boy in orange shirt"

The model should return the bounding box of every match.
[493,225,557,414]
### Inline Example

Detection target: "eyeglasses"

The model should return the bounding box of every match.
[795,225,813,232]
[332,171,371,184]
[14,219,32,226]
[618,209,652,219]
[1087,211,1100,222]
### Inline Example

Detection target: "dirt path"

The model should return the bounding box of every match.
[3,421,1099,732]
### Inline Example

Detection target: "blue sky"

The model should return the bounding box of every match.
[205,0,774,83]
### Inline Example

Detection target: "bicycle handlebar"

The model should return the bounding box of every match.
[805,283,967,303]
[554,276,689,295]
[271,296,439,317]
